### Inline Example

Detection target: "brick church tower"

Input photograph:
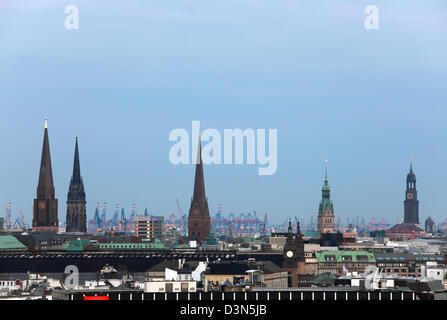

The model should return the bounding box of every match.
[33,118,59,232]
[188,139,211,243]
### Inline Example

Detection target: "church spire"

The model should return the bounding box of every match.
[71,137,82,184]
[37,117,55,198]
[33,117,58,231]
[322,159,330,192]
[66,136,86,233]
[188,137,211,242]
[192,137,206,202]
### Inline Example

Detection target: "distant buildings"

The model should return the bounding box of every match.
[135,215,164,240]
[426,217,436,234]
[204,260,288,291]
[316,250,376,276]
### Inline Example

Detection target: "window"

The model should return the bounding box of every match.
[342,256,352,262]
[233,276,245,285]
[357,255,368,262]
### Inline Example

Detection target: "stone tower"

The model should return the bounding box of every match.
[66,137,87,233]
[404,162,419,224]
[282,220,298,287]
[318,160,335,235]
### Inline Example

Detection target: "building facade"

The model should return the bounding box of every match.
[318,161,335,235]
[135,215,164,240]
[33,119,58,232]
[66,137,87,233]
[404,162,419,224]
[316,250,376,276]
[188,140,211,242]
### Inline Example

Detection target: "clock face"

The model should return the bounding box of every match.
[407,193,414,200]
[192,208,200,216]
[286,251,293,258]
[39,201,46,209]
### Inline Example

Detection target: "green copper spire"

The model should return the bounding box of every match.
[322,159,330,192]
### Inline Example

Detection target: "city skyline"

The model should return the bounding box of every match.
[1,1,446,224]
[0,117,440,226]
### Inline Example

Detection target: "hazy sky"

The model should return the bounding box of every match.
[0,0,446,225]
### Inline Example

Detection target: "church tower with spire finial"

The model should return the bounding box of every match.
[33,118,59,231]
[404,160,419,224]
[187,139,211,242]
[317,160,335,235]
[66,137,87,233]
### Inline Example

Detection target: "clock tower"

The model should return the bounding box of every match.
[282,220,298,287]
[33,118,58,232]
[404,162,419,224]
[317,160,335,235]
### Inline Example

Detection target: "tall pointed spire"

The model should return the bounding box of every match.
[33,118,58,231]
[37,118,55,198]
[188,136,211,242]
[192,137,206,202]
[66,136,86,233]
[71,137,82,184]
[323,159,330,191]
[318,159,335,235]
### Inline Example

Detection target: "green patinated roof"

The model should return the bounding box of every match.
[203,232,219,247]
[0,235,26,250]
[322,163,330,191]
[303,230,319,237]
[316,250,376,263]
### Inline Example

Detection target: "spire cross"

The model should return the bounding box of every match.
[44,116,48,129]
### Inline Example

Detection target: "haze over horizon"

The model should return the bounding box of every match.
[1,0,446,225]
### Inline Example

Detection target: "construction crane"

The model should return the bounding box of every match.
[4,202,12,230]
[13,207,25,229]
[94,202,102,228]
[261,213,268,235]
[176,199,186,236]
[101,202,107,225]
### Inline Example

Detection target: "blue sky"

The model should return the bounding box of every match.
[0,0,446,225]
